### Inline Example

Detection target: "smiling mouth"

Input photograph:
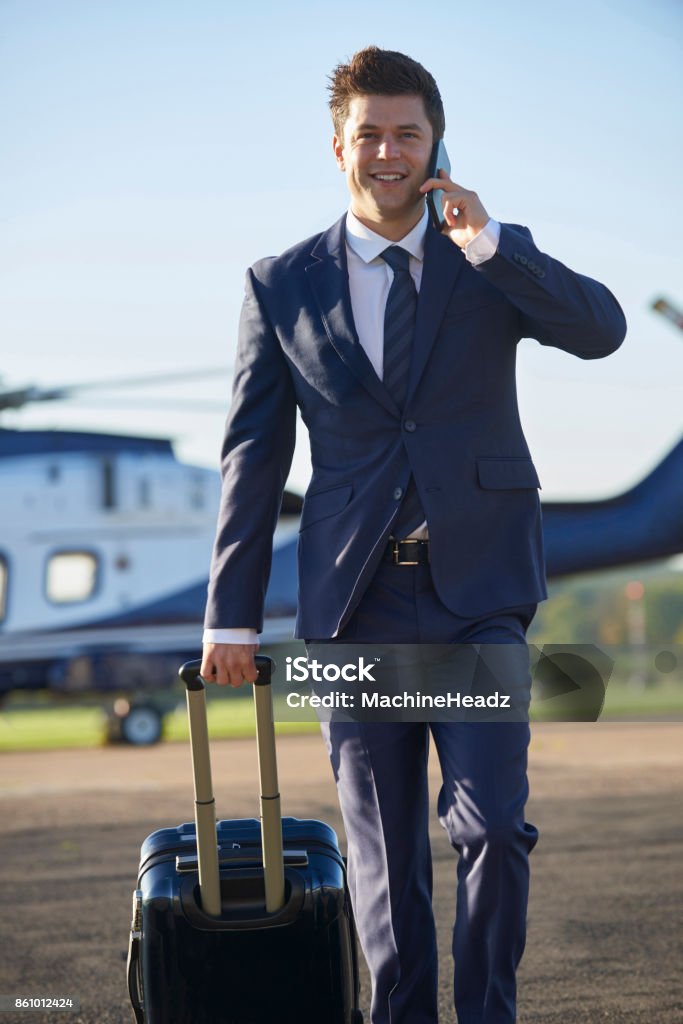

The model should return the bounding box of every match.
[370,173,407,182]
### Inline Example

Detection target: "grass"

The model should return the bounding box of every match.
[1,679,681,753]
[0,690,320,753]
[0,705,108,751]
[530,678,683,721]
[164,695,320,742]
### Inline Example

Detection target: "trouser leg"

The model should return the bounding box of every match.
[320,719,439,1024]
[313,563,538,1024]
[431,718,537,1024]
[427,605,538,1024]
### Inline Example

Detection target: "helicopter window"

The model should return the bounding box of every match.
[0,556,7,622]
[139,478,150,507]
[191,472,205,509]
[45,551,99,604]
[102,460,116,509]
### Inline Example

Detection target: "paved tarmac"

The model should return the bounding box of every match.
[0,722,681,1023]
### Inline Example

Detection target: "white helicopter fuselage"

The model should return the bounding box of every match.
[3,442,218,632]
[0,430,299,690]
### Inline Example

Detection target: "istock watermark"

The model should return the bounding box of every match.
[285,655,379,683]
[278,643,533,723]
[271,643,683,724]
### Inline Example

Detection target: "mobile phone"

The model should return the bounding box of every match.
[426,139,451,231]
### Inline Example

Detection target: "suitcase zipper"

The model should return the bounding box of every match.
[138,837,345,881]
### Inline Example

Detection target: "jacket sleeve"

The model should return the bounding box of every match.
[204,266,297,631]
[474,223,627,358]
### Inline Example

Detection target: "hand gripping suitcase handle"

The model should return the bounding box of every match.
[180,655,274,689]
[179,657,285,916]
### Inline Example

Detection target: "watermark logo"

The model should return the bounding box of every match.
[285,655,379,683]
[274,643,682,723]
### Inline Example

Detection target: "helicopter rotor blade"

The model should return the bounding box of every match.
[0,386,69,411]
[0,367,230,413]
[67,398,229,412]
[55,367,230,392]
[651,297,683,332]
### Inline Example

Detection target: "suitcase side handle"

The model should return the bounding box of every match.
[178,656,285,915]
[126,890,145,1024]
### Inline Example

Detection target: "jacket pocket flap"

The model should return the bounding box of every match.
[441,294,506,322]
[299,483,353,530]
[477,458,541,490]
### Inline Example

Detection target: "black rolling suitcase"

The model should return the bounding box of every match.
[127,656,363,1023]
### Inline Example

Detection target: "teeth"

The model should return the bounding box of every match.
[374,174,404,181]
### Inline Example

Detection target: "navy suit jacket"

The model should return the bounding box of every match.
[204,216,626,639]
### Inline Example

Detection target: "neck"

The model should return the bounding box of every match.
[350,203,425,242]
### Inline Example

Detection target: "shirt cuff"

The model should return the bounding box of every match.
[203,627,259,645]
[464,218,501,266]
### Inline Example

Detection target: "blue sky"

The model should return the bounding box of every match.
[1,0,681,497]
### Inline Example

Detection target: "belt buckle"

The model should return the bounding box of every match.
[393,539,422,566]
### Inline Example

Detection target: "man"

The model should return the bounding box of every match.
[201,47,625,1024]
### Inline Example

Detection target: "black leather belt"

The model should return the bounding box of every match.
[383,538,430,566]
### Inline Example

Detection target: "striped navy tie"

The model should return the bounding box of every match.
[380,246,425,539]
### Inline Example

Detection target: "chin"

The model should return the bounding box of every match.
[377,199,422,221]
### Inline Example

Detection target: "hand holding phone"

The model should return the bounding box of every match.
[425,139,451,231]
[421,148,491,248]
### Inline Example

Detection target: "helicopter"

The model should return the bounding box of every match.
[0,368,303,743]
[1,297,681,744]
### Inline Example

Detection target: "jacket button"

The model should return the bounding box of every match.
[404,419,416,432]
[393,487,403,501]
[519,254,528,266]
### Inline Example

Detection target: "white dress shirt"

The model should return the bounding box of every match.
[204,211,501,644]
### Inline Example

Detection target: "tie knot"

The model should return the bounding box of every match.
[380,246,411,274]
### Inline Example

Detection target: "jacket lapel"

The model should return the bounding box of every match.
[305,217,399,416]
[407,226,466,403]
[305,217,466,413]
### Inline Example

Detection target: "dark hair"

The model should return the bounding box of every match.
[328,46,445,141]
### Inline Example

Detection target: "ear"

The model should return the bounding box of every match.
[332,134,346,172]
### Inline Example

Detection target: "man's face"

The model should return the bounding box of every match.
[333,93,434,238]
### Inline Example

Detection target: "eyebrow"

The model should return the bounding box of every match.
[355,122,424,132]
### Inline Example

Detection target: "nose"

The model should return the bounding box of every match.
[377,134,401,160]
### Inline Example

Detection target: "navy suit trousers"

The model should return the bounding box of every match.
[310,560,539,1024]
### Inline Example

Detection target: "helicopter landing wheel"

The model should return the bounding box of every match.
[107,701,164,745]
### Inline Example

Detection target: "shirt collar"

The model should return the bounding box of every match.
[345,206,428,265]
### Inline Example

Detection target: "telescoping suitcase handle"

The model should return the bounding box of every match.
[178,656,285,918]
